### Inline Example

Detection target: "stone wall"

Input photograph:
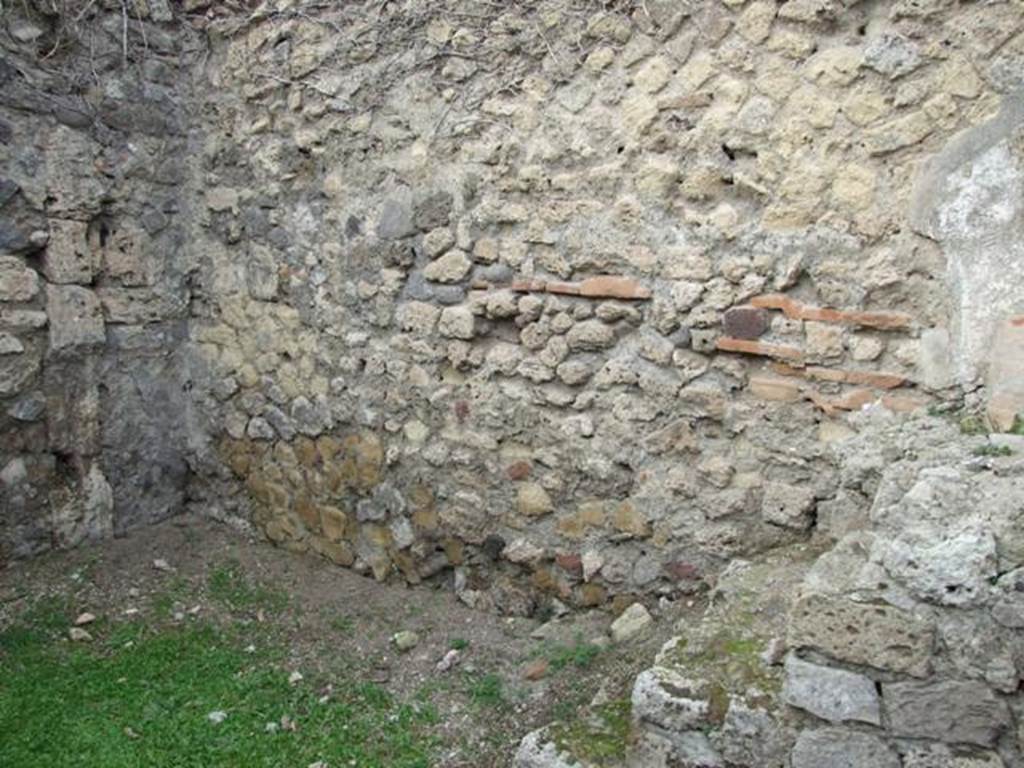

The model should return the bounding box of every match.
[3,0,1024,618]
[515,414,1024,767]
[0,1,198,560]
[183,0,1024,614]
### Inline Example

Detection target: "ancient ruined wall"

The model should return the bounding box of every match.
[0,2,198,560]
[183,0,1024,614]
[3,0,1023,615]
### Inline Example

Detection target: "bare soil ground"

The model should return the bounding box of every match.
[0,515,702,767]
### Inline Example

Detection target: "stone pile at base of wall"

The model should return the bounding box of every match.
[515,411,1024,767]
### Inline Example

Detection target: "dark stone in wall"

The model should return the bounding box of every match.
[723,306,770,340]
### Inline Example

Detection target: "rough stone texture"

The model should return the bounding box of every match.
[46,285,105,354]
[985,316,1024,431]
[790,728,900,768]
[609,602,652,643]
[0,4,195,560]
[4,8,1024,760]
[168,0,1024,616]
[884,680,1011,747]
[782,654,881,725]
[910,94,1024,385]
[787,594,935,677]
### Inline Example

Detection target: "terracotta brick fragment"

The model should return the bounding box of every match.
[882,393,931,413]
[723,306,770,339]
[750,293,912,330]
[748,374,802,402]
[750,293,799,314]
[545,281,583,296]
[716,336,804,361]
[523,658,549,681]
[506,461,531,481]
[511,280,546,292]
[487,276,652,300]
[577,276,652,300]
[664,561,701,581]
[802,305,912,330]
[771,362,907,390]
[555,552,583,576]
[813,367,906,389]
[806,388,875,416]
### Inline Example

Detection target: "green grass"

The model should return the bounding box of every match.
[449,637,469,651]
[0,605,438,767]
[206,561,287,614]
[465,673,505,708]
[546,636,603,672]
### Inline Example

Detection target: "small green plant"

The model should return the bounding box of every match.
[151,576,191,618]
[959,414,989,435]
[1011,414,1024,436]
[328,614,356,635]
[547,635,603,672]
[449,637,469,651]
[973,444,1014,457]
[466,673,504,708]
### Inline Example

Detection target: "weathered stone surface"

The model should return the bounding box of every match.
[377,199,415,240]
[0,256,39,302]
[42,219,93,284]
[782,654,880,725]
[631,664,710,730]
[722,306,769,339]
[879,526,997,607]
[985,316,1024,431]
[610,602,652,643]
[863,33,921,79]
[566,321,615,351]
[787,594,934,676]
[790,728,899,768]
[900,743,1006,768]
[46,285,104,354]
[762,482,815,530]
[513,728,583,768]
[517,483,554,517]
[423,250,471,283]
[438,306,475,339]
[884,680,1011,747]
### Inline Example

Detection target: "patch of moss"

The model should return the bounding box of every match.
[973,444,1014,457]
[959,414,989,435]
[550,699,633,766]
[666,621,782,716]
